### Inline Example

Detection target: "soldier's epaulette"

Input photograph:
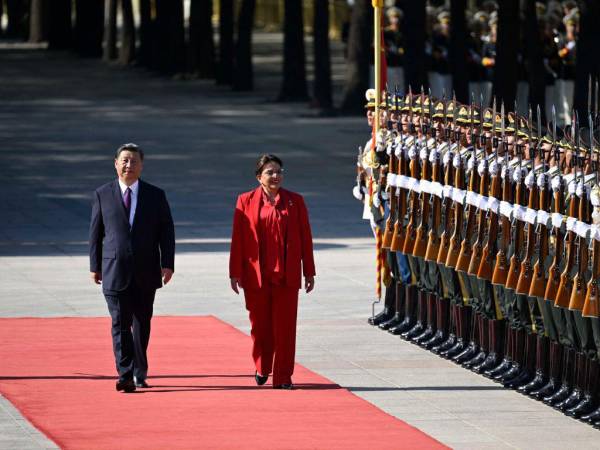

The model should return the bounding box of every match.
[437,142,449,154]
[584,173,596,186]
[508,158,531,170]
[563,173,577,186]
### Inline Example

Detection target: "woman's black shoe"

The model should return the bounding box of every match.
[255,371,268,386]
[273,383,293,390]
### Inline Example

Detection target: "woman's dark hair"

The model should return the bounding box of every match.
[255,154,283,176]
[115,143,144,161]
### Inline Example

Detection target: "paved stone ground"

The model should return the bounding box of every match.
[1,35,599,449]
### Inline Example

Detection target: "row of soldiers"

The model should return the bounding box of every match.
[357,87,600,428]
[384,2,577,81]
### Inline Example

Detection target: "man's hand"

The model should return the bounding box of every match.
[162,268,174,285]
[230,277,242,294]
[305,276,315,294]
[91,272,102,285]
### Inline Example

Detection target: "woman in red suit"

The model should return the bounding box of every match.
[229,154,316,389]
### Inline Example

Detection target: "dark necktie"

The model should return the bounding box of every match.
[123,187,131,218]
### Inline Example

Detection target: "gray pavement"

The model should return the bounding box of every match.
[1,36,599,449]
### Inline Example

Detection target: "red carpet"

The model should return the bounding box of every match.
[0,316,447,449]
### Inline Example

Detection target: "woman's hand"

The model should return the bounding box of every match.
[305,276,315,294]
[230,277,242,294]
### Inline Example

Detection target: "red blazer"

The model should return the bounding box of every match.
[229,187,316,290]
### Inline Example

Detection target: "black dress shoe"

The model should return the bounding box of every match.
[517,370,546,395]
[472,351,500,374]
[565,394,596,418]
[368,309,393,326]
[134,378,150,388]
[116,379,136,393]
[431,333,456,354]
[581,405,600,423]
[379,315,401,331]
[255,371,268,386]
[273,383,293,390]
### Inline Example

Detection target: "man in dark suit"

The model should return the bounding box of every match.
[89,143,175,393]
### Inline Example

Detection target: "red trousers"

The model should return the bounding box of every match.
[244,283,299,386]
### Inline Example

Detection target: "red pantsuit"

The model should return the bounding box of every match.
[230,187,315,386]
[244,285,298,385]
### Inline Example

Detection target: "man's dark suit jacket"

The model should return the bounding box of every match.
[89,179,175,293]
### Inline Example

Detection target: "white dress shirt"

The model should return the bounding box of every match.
[118,179,139,226]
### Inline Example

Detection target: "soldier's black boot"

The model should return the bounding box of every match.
[474,319,505,374]
[464,316,489,369]
[422,297,450,350]
[431,302,457,354]
[581,406,600,424]
[518,335,549,395]
[497,328,526,383]
[566,358,599,419]
[543,347,575,406]
[453,310,480,364]
[443,304,472,359]
[379,280,399,330]
[486,326,514,379]
[555,352,587,412]
[390,285,418,335]
[580,360,600,423]
[368,281,395,326]
[440,304,470,359]
[530,341,563,400]
[413,293,437,345]
[401,290,427,341]
[504,330,536,389]
[386,281,406,333]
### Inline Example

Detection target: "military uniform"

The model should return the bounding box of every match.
[361,89,600,427]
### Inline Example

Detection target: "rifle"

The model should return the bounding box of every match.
[413,89,432,258]
[425,97,443,262]
[555,111,581,308]
[583,229,600,317]
[478,100,501,280]
[445,100,466,269]
[467,96,489,275]
[382,88,396,248]
[505,109,527,291]
[516,108,539,294]
[390,88,407,252]
[492,103,512,286]
[545,107,566,302]
[456,98,481,273]
[569,125,593,311]
[437,97,456,265]
[568,187,590,311]
[529,105,551,298]
[402,90,421,256]
[594,78,600,128]
[583,115,599,318]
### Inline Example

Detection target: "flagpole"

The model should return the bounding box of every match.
[373,0,383,142]
[371,0,384,302]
